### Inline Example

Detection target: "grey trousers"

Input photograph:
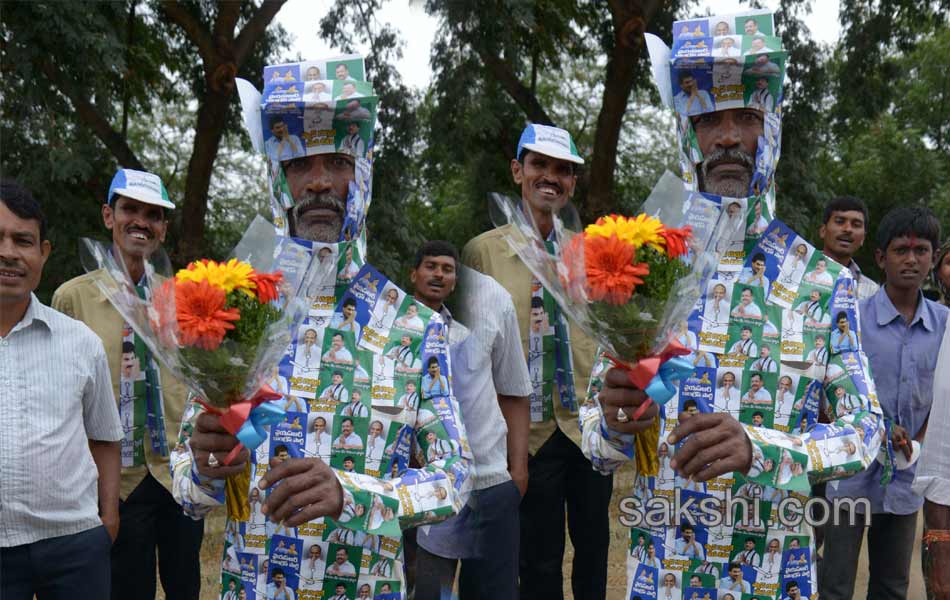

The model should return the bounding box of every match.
[819,508,918,600]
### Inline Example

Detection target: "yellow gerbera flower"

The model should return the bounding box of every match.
[176,258,257,297]
[585,214,667,253]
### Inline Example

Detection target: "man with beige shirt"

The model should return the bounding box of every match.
[52,169,200,600]
[461,124,606,600]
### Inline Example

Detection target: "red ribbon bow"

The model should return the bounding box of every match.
[605,338,691,421]
[197,384,282,464]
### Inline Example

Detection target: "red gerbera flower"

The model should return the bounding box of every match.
[659,225,693,258]
[249,271,283,304]
[175,279,240,350]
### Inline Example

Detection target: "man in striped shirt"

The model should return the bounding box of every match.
[0,179,123,599]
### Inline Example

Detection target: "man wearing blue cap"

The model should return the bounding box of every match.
[461,124,609,600]
[53,168,200,600]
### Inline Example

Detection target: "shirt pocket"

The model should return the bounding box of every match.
[909,346,937,411]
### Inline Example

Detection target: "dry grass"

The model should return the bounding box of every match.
[160,462,924,600]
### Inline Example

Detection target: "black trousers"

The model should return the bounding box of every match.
[1,525,112,600]
[111,473,205,600]
[415,480,522,600]
[819,507,918,600]
[519,427,613,600]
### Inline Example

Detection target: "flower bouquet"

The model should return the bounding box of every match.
[80,218,326,518]
[492,191,737,418]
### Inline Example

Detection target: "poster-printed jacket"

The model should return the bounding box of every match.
[170,240,472,600]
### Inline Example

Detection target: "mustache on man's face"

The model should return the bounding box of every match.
[700,148,755,178]
[292,191,346,219]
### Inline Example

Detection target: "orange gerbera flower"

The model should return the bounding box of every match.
[583,234,650,305]
[250,271,283,304]
[175,279,241,350]
[660,225,692,258]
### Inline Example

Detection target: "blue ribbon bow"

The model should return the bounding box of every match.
[643,357,695,406]
[235,402,287,451]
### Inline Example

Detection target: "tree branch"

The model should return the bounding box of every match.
[37,58,144,170]
[159,1,216,65]
[585,0,661,217]
[233,0,287,66]
[473,45,554,125]
[213,1,242,42]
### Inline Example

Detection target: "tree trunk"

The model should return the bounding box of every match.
[585,1,660,219]
[177,89,230,262]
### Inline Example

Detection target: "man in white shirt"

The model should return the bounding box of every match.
[713,37,741,58]
[414,246,532,600]
[0,181,123,599]
[304,80,331,104]
[729,326,758,357]
[748,77,774,112]
[394,302,425,331]
[731,287,763,320]
[775,375,797,421]
[223,579,239,600]
[743,373,773,404]
[736,537,761,567]
[797,289,827,326]
[751,345,778,373]
[745,37,775,55]
[292,328,321,373]
[387,333,419,371]
[319,371,350,403]
[308,416,332,460]
[398,381,420,410]
[366,420,386,469]
[804,258,834,286]
[333,418,363,450]
[715,371,741,415]
[326,548,356,577]
[328,583,348,600]
[322,333,354,364]
[779,243,809,285]
[806,335,829,365]
[335,82,361,101]
[340,390,368,418]
[817,196,879,300]
[340,122,365,158]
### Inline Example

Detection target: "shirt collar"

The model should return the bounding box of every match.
[8,293,53,335]
[847,258,872,283]
[874,285,935,331]
[438,303,453,327]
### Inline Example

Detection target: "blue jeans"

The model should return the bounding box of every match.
[1,525,112,600]
[415,479,522,599]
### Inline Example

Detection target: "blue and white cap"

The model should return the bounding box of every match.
[107,169,175,210]
[516,124,584,165]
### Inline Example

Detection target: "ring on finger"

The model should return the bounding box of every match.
[207,453,220,468]
[616,407,630,423]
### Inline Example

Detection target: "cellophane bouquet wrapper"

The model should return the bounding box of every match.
[80,216,331,518]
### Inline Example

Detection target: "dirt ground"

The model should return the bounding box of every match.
[161,464,924,600]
